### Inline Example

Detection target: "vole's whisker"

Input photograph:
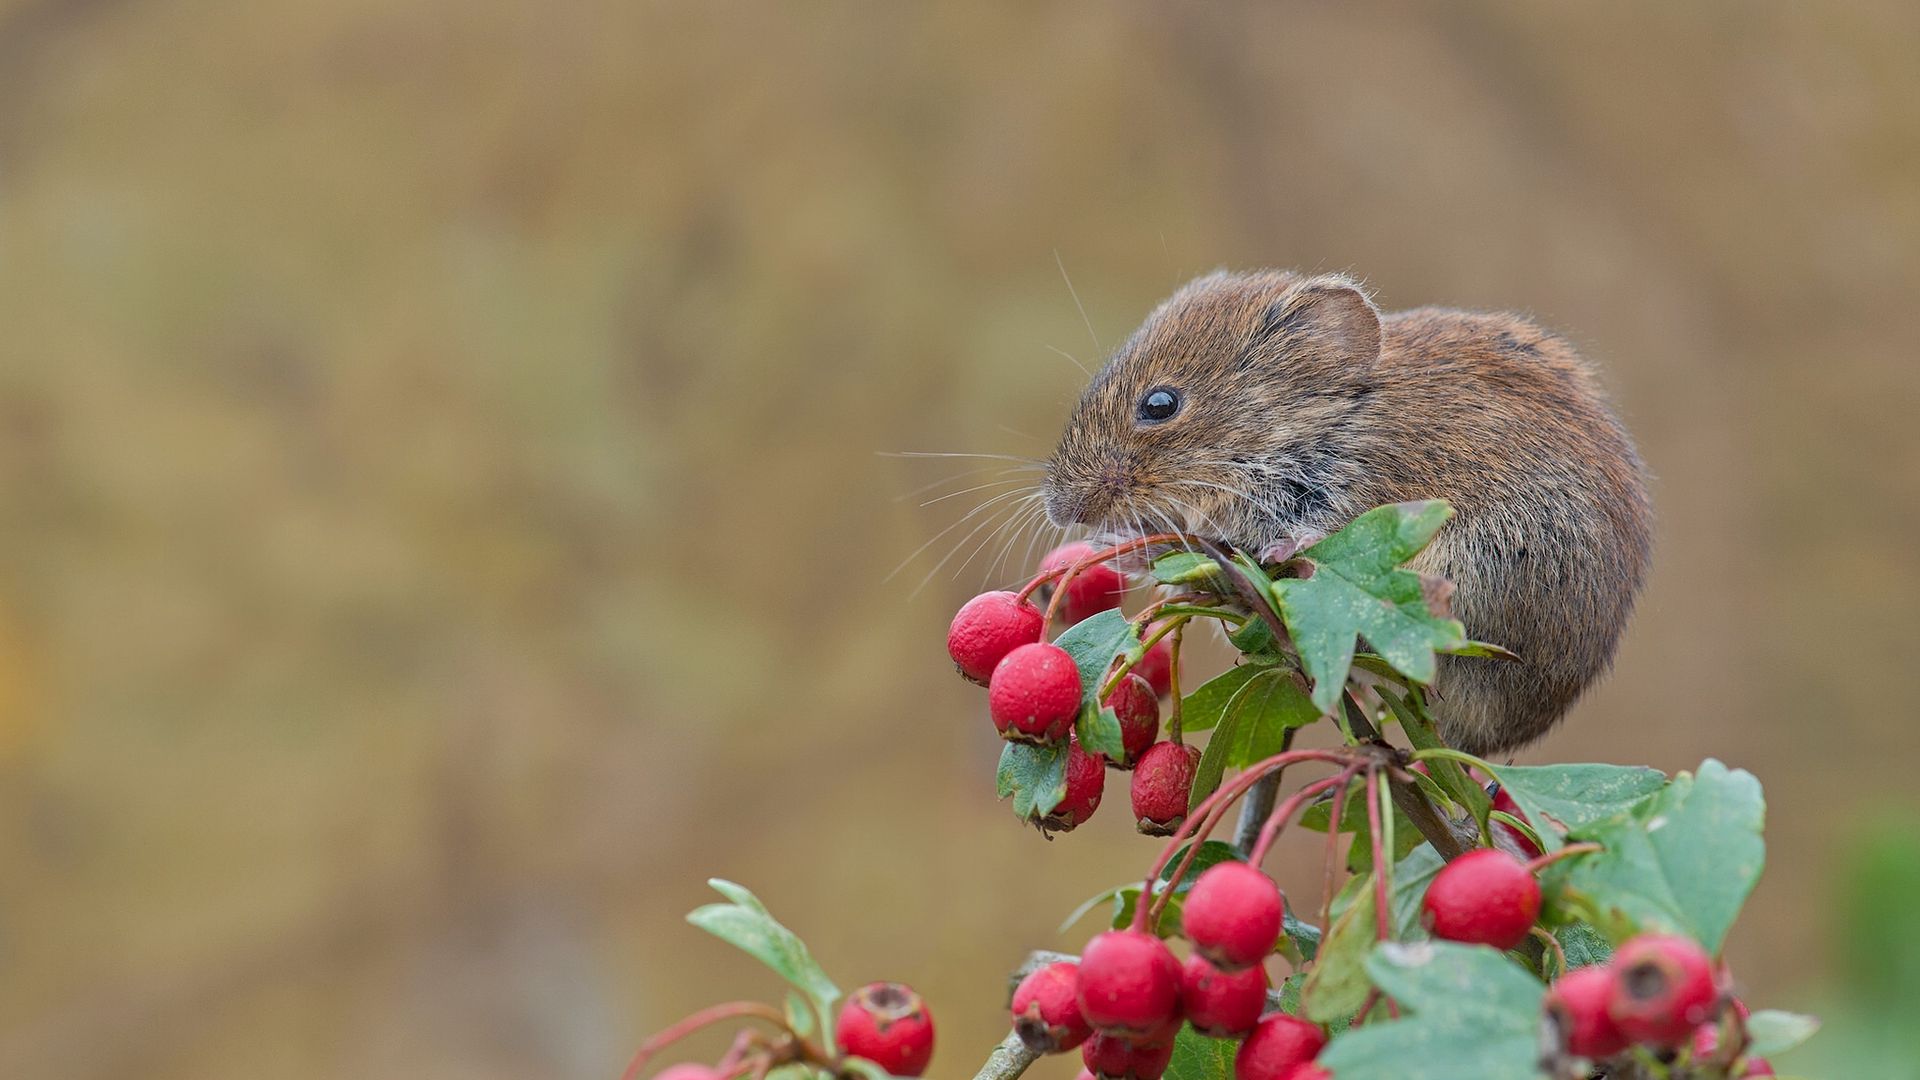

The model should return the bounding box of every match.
[918,474,1038,508]
[955,491,1043,583]
[880,450,1046,465]
[1043,343,1093,380]
[893,464,1031,502]
[886,486,1036,586]
[912,492,1035,597]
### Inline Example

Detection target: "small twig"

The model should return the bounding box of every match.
[1231,755,1286,855]
[972,1030,1041,1080]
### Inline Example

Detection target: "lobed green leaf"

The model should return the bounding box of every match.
[1317,942,1546,1079]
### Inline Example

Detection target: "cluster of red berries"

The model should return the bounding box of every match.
[1544,936,1770,1074]
[650,983,935,1080]
[948,542,1195,835]
[1008,861,1329,1080]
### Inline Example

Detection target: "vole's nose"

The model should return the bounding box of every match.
[1043,461,1127,528]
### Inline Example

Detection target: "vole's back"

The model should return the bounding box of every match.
[1350,308,1652,755]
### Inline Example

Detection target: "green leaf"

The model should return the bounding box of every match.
[1303,871,1379,1022]
[687,880,841,1028]
[996,741,1068,821]
[1318,942,1547,1079]
[1555,759,1766,952]
[1189,670,1316,810]
[1485,761,1667,849]
[784,989,818,1039]
[1164,1023,1237,1080]
[1178,666,1263,733]
[1282,905,1322,963]
[1267,501,1468,712]
[1077,704,1127,760]
[1745,1009,1821,1057]
[1152,551,1225,588]
[1443,639,1522,661]
[1056,608,1140,704]
[1554,922,1613,970]
[1382,691,1490,821]
[838,1059,913,1080]
[1225,617,1281,659]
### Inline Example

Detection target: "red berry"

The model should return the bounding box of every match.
[1180,955,1268,1038]
[1741,1059,1775,1077]
[653,1065,720,1080]
[1690,998,1753,1060]
[989,642,1083,744]
[837,982,936,1077]
[1011,961,1092,1053]
[1042,542,1128,626]
[1234,1014,1327,1080]
[1132,636,1174,697]
[949,591,1045,684]
[1075,930,1183,1039]
[1082,1032,1176,1080]
[1608,934,1721,1048]
[1104,673,1160,769]
[1488,785,1543,859]
[1183,862,1285,971]
[1420,848,1542,951]
[1544,965,1628,1060]
[1277,1067,1329,1080]
[1131,742,1200,836]
[1039,739,1106,833]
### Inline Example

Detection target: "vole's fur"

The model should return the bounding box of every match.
[1043,270,1652,755]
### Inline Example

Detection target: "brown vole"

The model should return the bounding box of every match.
[1042,270,1652,756]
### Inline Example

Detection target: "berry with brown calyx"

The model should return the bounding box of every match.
[1042,542,1128,626]
[1234,1014,1327,1080]
[989,642,1083,744]
[1179,955,1268,1039]
[1545,965,1629,1060]
[1075,930,1183,1039]
[948,591,1045,684]
[1131,742,1200,836]
[837,982,936,1077]
[1104,673,1160,769]
[1038,739,1106,834]
[1419,848,1542,951]
[1011,961,1092,1053]
[1081,1032,1176,1080]
[1182,861,1284,971]
[1608,934,1721,1048]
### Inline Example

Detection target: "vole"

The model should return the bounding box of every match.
[1042,270,1652,756]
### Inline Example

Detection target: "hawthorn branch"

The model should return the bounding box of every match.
[971,1031,1039,1080]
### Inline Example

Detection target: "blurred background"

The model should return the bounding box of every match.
[2,2,1917,1077]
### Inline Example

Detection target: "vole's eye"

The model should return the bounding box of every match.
[1137,387,1182,423]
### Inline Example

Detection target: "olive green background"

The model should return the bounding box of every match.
[1,3,1916,1077]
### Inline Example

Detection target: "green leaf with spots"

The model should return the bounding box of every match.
[1267,501,1467,712]
[688,880,841,1035]
[1056,607,1139,703]
[1163,1024,1238,1080]
[1318,942,1547,1080]
[1486,762,1667,849]
[1555,922,1613,970]
[996,741,1068,822]
[1552,759,1765,952]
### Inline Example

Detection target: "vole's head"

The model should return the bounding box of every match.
[1043,270,1383,550]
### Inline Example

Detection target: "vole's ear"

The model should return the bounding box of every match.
[1258,275,1382,364]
